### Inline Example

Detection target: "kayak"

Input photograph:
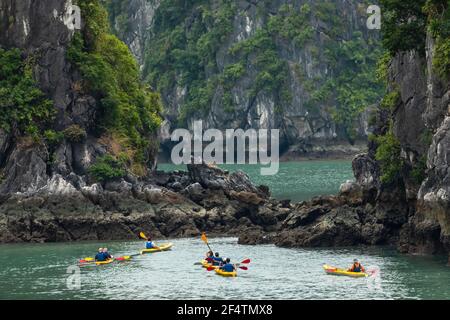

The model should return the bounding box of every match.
[323,264,368,278]
[95,259,115,266]
[215,268,237,277]
[140,243,173,255]
[201,260,219,269]
[79,259,115,266]
[201,260,211,268]
[79,255,132,266]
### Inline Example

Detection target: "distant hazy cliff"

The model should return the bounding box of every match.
[108,0,384,156]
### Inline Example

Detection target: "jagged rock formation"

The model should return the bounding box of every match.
[1,0,449,268]
[0,162,285,242]
[0,0,92,194]
[0,0,282,243]
[239,2,450,265]
[108,0,383,157]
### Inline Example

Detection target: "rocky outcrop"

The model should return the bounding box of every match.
[0,0,119,193]
[239,26,450,262]
[0,1,280,243]
[0,163,281,242]
[1,0,449,268]
[408,31,450,256]
[258,27,449,259]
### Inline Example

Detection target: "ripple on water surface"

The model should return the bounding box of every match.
[1,162,449,299]
[0,238,449,300]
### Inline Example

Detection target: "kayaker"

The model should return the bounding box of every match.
[205,251,214,264]
[102,248,113,260]
[220,258,236,273]
[95,248,106,262]
[212,252,224,266]
[145,238,160,250]
[348,259,365,273]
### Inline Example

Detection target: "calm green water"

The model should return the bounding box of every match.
[1,161,449,300]
[159,160,354,202]
[0,238,449,300]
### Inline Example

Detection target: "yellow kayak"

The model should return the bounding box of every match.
[201,260,211,268]
[215,268,237,277]
[79,259,115,266]
[96,259,115,266]
[323,265,368,278]
[201,259,219,269]
[140,243,173,255]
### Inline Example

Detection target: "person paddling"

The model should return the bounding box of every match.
[212,252,224,266]
[220,258,236,273]
[348,259,365,273]
[102,248,113,260]
[95,248,106,262]
[145,237,160,250]
[205,251,214,264]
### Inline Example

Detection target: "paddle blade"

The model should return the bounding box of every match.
[201,232,208,244]
[240,258,251,264]
[207,266,216,271]
[139,232,148,240]
[83,257,94,262]
[239,266,248,270]
[366,266,380,277]
[116,256,131,261]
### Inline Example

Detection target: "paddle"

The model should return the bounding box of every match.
[218,258,250,266]
[79,259,92,264]
[366,267,379,277]
[201,232,213,253]
[198,258,250,266]
[206,265,248,271]
[139,232,148,241]
[115,256,132,261]
[206,258,250,271]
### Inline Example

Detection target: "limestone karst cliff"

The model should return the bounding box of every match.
[107,0,384,157]
[0,0,448,267]
[240,0,450,262]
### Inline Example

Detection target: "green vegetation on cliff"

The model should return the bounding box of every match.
[141,0,384,141]
[380,0,428,55]
[143,0,236,124]
[250,2,383,141]
[69,0,162,174]
[229,28,291,112]
[374,0,449,186]
[424,0,450,79]
[267,4,314,48]
[88,154,126,182]
[0,48,54,138]
[380,0,449,78]
[373,128,403,184]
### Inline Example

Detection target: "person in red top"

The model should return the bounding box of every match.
[205,251,214,264]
